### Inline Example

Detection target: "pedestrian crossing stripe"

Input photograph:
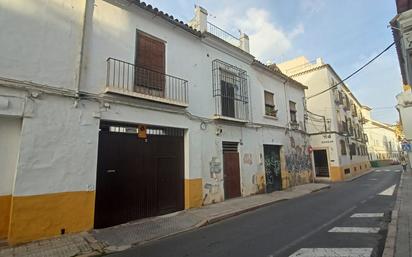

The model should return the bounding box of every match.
[328,227,380,233]
[289,248,373,257]
[350,213,384,218]
[384,170,391,172]
[375,170,382,172]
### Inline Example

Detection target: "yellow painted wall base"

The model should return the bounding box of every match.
[329,161,371,182]
[184,178,203,209]
[8,191,95,245]
[281,170,313,189]
[0,195,11,239]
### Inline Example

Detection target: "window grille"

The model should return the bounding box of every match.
[212,59,249,120]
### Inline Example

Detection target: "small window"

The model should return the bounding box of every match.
[264,91,277,117]
[289,101,297,123]
[340,140,347,155]
[350,143,356,156]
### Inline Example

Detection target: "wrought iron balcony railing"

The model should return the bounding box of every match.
[207,22,240,47]
[106,58,188,106]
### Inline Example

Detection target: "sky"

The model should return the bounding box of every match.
[144,0,402,124]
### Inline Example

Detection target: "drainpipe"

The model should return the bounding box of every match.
[75,0,94,99]
[283,78,289,130]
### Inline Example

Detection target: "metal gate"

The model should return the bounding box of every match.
[94,122,184,229]
[263,145,282,192]
[223,142,241,199]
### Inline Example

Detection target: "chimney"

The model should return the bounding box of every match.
[240,32,250,53]
[189,5,208,33]
[316,57,324,65]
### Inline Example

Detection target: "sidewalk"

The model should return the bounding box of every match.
[382,166,411,257]
[393,167,412,257]
[0,183,329,257]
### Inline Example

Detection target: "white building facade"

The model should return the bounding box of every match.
[391,3,412,166]
[278,57,370,182]
[0,0,312,244]
[361,106,401,164]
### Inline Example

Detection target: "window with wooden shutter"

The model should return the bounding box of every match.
[134,31,165,97]
[289,101,297,122]
[264,91,277,117]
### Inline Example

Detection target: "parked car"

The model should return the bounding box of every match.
[391,159,400,165]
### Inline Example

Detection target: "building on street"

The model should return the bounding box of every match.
[391,0,412,167]
[361,106,401,165]
[278,57,370,182]
[0,0,313,244]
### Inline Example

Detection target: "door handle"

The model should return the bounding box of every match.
[106,169,116,173]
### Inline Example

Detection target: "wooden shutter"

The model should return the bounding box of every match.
[264,91,274,106]
[135,31,165,95]
[136,32,165,73]
[289,101,296,111]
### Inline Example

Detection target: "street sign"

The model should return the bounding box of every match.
[402,141,412,152]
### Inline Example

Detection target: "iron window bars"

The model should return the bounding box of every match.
[212,59,249,121]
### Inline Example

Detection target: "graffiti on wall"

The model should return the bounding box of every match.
[243,153,253,165]
[203,157,223,204]
[286,136,312,172]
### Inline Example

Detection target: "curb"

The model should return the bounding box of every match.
[345,169,374,182]
[104,184,330,252]
[382,170,404,257]
[202,185,330,226]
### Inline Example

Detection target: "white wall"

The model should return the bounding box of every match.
[12,95,100,196]
[0,116,21,196]
[0,0,309,203]
[0,0,85,90]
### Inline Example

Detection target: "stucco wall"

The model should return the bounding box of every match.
[0,0,85,90]
[0,0,311,243]
[0,117,21,196]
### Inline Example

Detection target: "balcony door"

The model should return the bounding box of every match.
[220,71,237,118]
[135,31,165,97]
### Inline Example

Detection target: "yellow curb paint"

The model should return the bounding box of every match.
[0,195,11,239]
[7,191,95,245]
[184,178,203,209]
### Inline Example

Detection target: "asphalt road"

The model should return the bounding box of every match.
[107,165,402,257]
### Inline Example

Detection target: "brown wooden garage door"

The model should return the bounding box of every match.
[94,122,184,229]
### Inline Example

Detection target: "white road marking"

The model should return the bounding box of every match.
[394,170,401,172]
[379,184,396,196]
[384,170,391,172]
[289,248,373,257]
[375,170,382,172]
[328,227,380,233]
[351,213,384,218]
[369,178,378,181]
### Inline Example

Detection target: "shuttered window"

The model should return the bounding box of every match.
[340,140,347,155]
[289,101,297,122]
[135,31,165,94]
[264,91,276,117]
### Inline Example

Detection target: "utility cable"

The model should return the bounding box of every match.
[306,41,396,100]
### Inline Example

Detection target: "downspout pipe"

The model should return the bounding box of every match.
[76,0,94,98]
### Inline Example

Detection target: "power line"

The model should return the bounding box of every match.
[306,41,396,100]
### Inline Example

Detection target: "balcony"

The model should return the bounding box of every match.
[106,58,188,107]
[207,22,240,48]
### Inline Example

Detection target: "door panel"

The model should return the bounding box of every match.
[223,152,241,199]
[95,124,184,229]
[263,145,282,192]
[221,82,235,118]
